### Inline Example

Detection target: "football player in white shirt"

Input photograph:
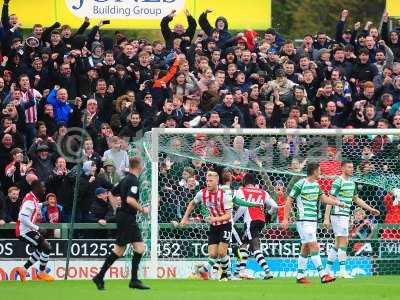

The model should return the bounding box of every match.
[15,180,54,281]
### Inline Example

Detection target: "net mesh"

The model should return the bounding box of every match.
[134,130,400,277]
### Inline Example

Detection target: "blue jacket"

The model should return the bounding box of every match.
[47,89,72,124]
[41,204,63,223]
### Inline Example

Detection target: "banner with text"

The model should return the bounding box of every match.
[8,0,271,30]
[0,258,372,280]
[0,260,198,280]
[0,238,391,259]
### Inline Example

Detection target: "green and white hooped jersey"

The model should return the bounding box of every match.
[289,178,323,222]
[329,176,357,216]
[219,184,233,197]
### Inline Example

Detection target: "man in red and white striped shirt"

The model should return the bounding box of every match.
[235,173,277,280]
[17,74,42,147]
[15,180,54,282]
[181,171,233,281]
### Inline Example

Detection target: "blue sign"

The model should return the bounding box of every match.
[231,257,372,278]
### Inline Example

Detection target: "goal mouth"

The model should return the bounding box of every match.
[131,128,400,278]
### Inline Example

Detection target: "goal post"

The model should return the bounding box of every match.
[149,128,159,279]
[142,128,400,279]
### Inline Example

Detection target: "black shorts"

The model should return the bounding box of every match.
[19,231,45,248]
[242,220,265,244]
[115,211,142,246]
[208,222,232,245]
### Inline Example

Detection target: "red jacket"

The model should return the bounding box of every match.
[383,192,400,224]
[381,192,400,239]
[318,160,341,194]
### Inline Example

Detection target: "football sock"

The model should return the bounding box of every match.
[297,254,308,279]
[253,250,271,274]
[131,252,143,281]
[199,258,217,273]
[310,251,325,278]
[326,247,337,272]
[338,247,347,273]
[237,248,249,272]
[24,250,40,270]
[220,255,230,276]
[212,260,220,273]
[98,251,119,278]
[39,251,49,272]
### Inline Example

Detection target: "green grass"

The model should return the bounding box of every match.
[0,277,399,300]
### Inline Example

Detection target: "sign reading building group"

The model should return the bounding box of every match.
[9,0,271,29]
[66,0,186,19]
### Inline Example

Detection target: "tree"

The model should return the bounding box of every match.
[271,0,302,38]
[272,0,385,39]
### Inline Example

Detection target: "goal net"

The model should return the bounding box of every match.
[132,128,400,279]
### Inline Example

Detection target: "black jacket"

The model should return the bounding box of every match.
[109,74,136,97]
[28,142,58,182]
[78,175,113,212]
[92,92,115,123]
[116,53,137,67]
[0,191,6,222]
[46,171,75,210]
[38,115,58,137]
[1,3,23,55]
[0,144,12,193]
[350,62,379,83]
[119,123,144,142]
[4,196,22,222]
[213,103,242,127]
[160,15,197,50]
[88,198,115,222]
[54,73,78,100]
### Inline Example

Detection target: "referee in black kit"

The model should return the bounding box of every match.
[93,156,150,290]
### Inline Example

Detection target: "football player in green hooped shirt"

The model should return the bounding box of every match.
[283,162,345,285]
[323,161,380,279]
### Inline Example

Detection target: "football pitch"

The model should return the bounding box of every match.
[1,277,399,300]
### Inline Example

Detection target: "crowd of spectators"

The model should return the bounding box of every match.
[0,0,399,238]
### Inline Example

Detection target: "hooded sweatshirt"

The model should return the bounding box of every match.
[199,13,232,48]
[89,41,104,67]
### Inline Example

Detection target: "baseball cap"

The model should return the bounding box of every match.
[103,160,115,167]
[95,187,108,196]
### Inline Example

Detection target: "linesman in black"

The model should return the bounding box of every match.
[93,157,150,290]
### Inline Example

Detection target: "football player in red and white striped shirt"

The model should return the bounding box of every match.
[15,180,54,282]
[181,171,233,281]
[236,173,277,280]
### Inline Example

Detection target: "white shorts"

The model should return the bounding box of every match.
[330,215,350,237]
[296,221,317,244]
